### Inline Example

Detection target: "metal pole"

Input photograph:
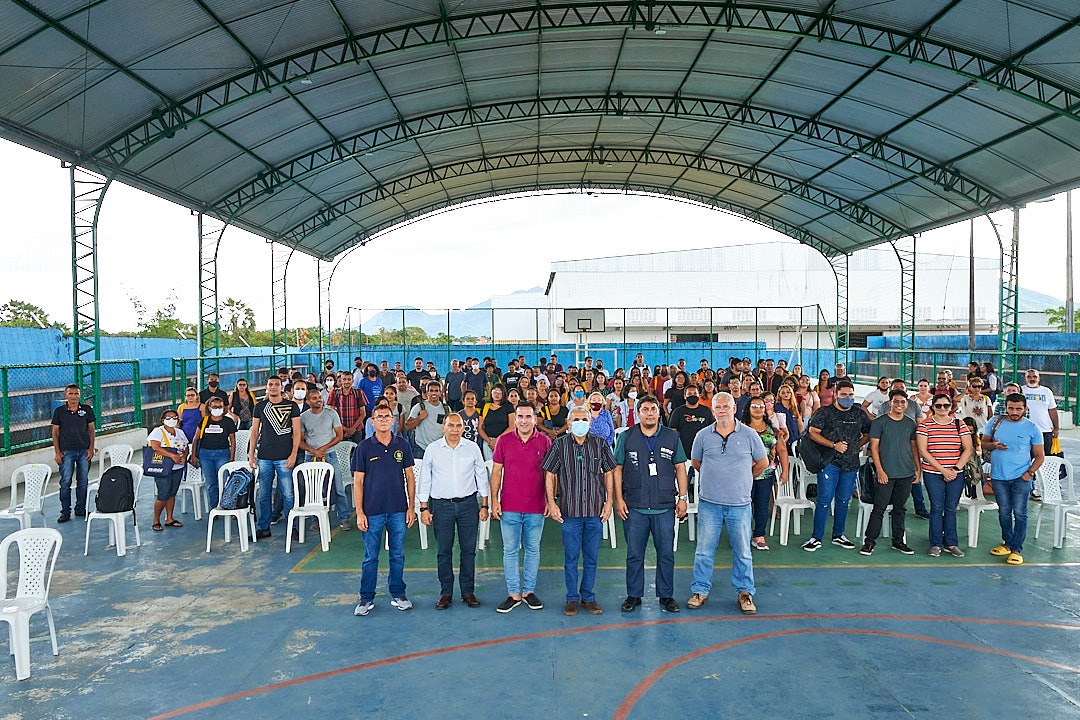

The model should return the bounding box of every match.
[1,367,10,456]
[132,360,142,428]
[969,219,976,350]
[1067,190,1075,334]
[401,309,407,368]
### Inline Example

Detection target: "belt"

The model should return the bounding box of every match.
[432,492,477,503]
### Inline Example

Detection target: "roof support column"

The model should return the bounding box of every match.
[891,238,917,381]
[999,208,1021,381]
[68,164,109,407]
[317,259,333,353]
[270,243,294,369]
[197,213,227,383]
[828,253,850,369]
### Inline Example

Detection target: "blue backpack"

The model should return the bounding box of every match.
[219,467,254,510]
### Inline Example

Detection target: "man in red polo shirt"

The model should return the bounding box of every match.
[490,402,552,612]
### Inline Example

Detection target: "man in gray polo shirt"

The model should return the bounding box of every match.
[405,382,450,458]
[688,392,768,615]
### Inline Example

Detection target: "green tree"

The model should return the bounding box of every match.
[0,299,69,333]
[221,297,256,340]
[132,295,196,338]
[1045,306,1080,332]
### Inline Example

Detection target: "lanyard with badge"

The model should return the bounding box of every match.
[643,432,658,476]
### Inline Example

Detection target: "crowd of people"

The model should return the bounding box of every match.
[47,352,1063,617]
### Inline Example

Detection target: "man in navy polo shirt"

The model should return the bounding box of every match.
[51,384,96,522]
[352,405,417,617]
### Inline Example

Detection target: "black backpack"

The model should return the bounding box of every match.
[96,465,135,513]
[219,467,255,510]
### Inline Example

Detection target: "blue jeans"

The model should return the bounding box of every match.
[923,471,964,548]
[59,450,90,515]
[624,509,675,599]
[692,500,755,597]
[751,473,775,537]
[359,512,407,602]
[500,512,545,596]
[813,463,858,540]
[256,458,294,531]
[198,448,231,508]
[301,451,350,525]
[991,478,1032,553]
[909,482,929,514]
[561,516,602,602]
[431,497,479,596]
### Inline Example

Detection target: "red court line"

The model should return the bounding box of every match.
[147,613,1080,719]
[613,627,1080,719]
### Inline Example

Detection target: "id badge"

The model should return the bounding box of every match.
[648,462,658,476]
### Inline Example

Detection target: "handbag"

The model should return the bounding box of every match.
[141,446,174,477]
[796,436,834,474]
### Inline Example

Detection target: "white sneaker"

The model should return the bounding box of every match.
[353,600,374,616]
[390,596,413,611]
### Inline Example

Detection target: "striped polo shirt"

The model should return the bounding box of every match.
[916,418,964,472]
[541,433,616,518]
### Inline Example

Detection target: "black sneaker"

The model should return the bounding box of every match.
[522,593,543,610]
[659,597,680,613]
[255,528,271,539]
[831,535,855,549]
[620,596,642,613]
[801,538,822,552]
[496,596,522,614]
[57,513,71,524]
[271,513,282,525]
[891,541,915,555]
[859,541,874,556]
[914,510,931,520]
[74,509,87,518]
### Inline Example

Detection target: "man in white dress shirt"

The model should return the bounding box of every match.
[417,413,490,609]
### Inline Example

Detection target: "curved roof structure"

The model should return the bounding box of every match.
[2,1,1078,260]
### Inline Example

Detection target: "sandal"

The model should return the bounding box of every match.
[152,523,164,532]
[164,520,183,528]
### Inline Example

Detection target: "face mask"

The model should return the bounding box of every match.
[368,369,377,377]
[765,402,774,412]
[429,371,437,378]
[590,402,602,411]
[472,364,480,370]
[208,381,219,389]
[325,379,334,387]
[685,395,698,405]
[293,389,307,400]
[628,391,638,399]
[163,418,178,428]
[570,420,590,437]
[573,389,584,399]
[210,408,224,417]
[836,396,855,409]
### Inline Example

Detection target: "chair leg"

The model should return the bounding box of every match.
[114,517,127,557]
[608,515,617,549]
[83,518,93,556]
[46,605,58,656]
[206,516,215,553]
[320,515,330,552]
[688,513,695,541]
[11,615,30,680]
[285,515,294,554]
[967,508,978,548]
[249,512,258,543]
[779,510,789,546]
[418,521,428,550]
[238,515,250,552]
[1034,504,1043,539]
[673,518,679,553]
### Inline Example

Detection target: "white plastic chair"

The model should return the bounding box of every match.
[206,462,258,553]
[286,462,333,553]
[335,440,358,507]
[771,456,815,546]
[0,464,52,530]
[959,463,998,547]
[176,463,209,520]
[855,496,891,539]
[234,429,252,460]
[0,527,62,681]
[83,463,143,557]
[674,461,697,552]
[383,456,430,551]
[86,444,134,518]
[479,459,494,550]
[1033,457,1077,549]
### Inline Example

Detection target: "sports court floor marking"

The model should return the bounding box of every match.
[145,613,1080,719]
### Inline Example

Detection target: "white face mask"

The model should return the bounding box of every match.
[163,418,178,428]
[293,389,307,400]
[325,378,334,387]
[472,364,480,370]
[210,408,224,417]
[628,391,638,399]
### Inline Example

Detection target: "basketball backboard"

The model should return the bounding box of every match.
[564,308,606,333]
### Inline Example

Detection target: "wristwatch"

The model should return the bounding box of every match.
[420,506,430,513]
[678,495,689,502]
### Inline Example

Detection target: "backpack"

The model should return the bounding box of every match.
[796,435,834,474]
[96,465,135,513]
[857,461,876,501]
[219,467,254,510]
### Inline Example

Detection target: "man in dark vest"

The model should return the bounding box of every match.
[613,395,689,613]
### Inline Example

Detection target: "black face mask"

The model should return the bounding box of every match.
[368,370,377,377]
[208,381,218,389]
[685,396,698,405]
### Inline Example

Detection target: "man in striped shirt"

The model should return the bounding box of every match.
[543,407,616,617]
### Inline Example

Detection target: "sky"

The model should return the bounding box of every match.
[0,137,1074,334]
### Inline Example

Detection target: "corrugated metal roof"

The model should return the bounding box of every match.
[1,0,1078,260]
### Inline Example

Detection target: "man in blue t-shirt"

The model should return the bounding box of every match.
[351,405,416,616]
[357,364,384,415]
[981,392,1045,566]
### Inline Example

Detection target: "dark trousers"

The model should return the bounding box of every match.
[624,509,675,599]
[431,496,479,597]
[865,475,914,543]
[751,474,775,537]
[447,399,464,413]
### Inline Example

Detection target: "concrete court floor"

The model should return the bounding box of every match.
[1,437,1079,719]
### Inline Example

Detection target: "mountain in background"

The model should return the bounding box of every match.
[1018,287,1063,312]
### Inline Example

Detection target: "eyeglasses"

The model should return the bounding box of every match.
[933,403,952,409]
[372,415,393,421]
[970,383,983,388]
[749,404,766,410]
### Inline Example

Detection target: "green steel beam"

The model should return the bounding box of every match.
[197,213,228,381]
[68,164,110,406]
[270,242,295,367]
[1000,208,1021,380]
[280,147,901,246]
[891,238,917,381]
[317,258,333,352]
[214,94,1000,219]
[828,253,850,366]
[90,2,1080,169]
